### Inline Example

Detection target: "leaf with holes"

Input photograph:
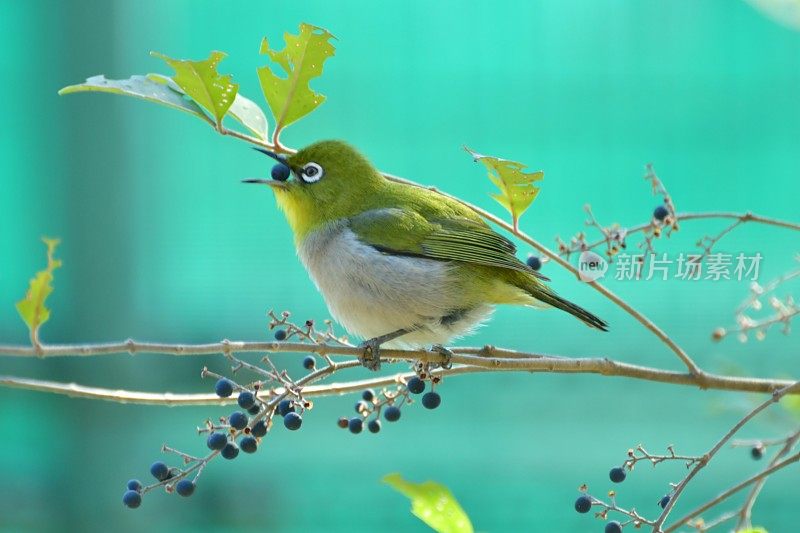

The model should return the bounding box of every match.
[58,75,209,121]
[151,51,238,126]
[257,23,335,140]
[148,74,268,140]
[16,238,62,344]
[465,146,544,231]
[383,473,473,533]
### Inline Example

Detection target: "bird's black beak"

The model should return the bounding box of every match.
[245,147,293,189]
[252,146,288,164]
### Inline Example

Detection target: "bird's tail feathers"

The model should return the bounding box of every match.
[529,286,609,331]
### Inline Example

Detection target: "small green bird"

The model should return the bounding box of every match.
[245,140,607,370]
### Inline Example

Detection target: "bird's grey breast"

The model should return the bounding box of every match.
[296,219,470,343]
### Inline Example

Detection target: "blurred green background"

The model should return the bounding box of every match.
[1,0,799,531]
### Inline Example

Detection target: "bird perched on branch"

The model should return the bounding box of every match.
[245,140,607,370]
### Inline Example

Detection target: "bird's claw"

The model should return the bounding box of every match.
[358,338,382,371]
[430,344,453,369]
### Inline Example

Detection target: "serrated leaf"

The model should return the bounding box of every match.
[383,473,473,533]
[465,147,543,231]
[151,51,238,126]
[148,74,268,140]
[16,238,62,343]
[58,75,209,120]
[257,23,335,137]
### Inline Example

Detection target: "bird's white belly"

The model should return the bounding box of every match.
[297,221,492,346]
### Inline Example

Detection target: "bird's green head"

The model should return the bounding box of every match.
[245,140,386,241]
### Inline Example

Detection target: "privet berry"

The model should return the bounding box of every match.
[421,391,441,409]
[609,467,626,483]
[248,404,261,416]
[214,378,234,398]
[284,412,302,430]
[526,255,542,271]
[605,521,622,533]
[277,399,294,416]
[407,377,425,395]
[272,163,291,182]
[150,461,170,481]
[228,412,248,431]
[751,444,765,460]
[123,490,142,508]
[206,432,228,451]
[384,406,401,422]
[653,205,669,221]
[240,436,258,454]
[348,417,363,434]
[574,495,592,514]
[237,391,256,410]
[251,420,268,438]
[368,419,381,433]
[274,329,288,341]
[221,442,240,460]
[175,479,195,497]
[362,389,375,402]
[337,417,349,429]
[126,479,142,492]
[302,356,316,370]
[355,400,369,413]
[659,494,671,509]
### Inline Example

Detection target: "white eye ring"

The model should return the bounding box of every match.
[300,162,324,183]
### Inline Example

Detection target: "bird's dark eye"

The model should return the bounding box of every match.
[301,162,324,183]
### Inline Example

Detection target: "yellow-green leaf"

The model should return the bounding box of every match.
[151,51,238,126]
[465,146,544,231]
[383,473,473,533]
[16,238,62,341]
[739,528,768,533]
[257,23,335,138]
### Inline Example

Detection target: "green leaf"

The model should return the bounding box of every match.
[58,75,209,120]
[148,74,268,140]
[465,146,544,231]
[739,528,768,533]
[16,238,62,341]
[257,23,335,137]
[382,473,473,533]
[151,51,238,126]
[780,395,800,420]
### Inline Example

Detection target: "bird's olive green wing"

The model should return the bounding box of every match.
[349,208,547,279]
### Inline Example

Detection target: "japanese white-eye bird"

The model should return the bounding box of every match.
[245,140,608,370]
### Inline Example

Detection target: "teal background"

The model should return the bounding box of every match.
[1,0,799,531]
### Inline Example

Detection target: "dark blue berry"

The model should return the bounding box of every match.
[206,432,227,451]
[284,412,302,430]
[228,412,248,431]
[407,377,425,395]
[355,400,369,413]
[274,328,287,341]
[277,399,294,416]
[605,521,622,533]
[526,255,542,270]
[384,406,401,422]
[271,163,291,182]
[214,378,234,398]
[574,494,592,513]
[751,445,764,460]
[348,417,363,434]
[240,436,258,453]
[237,391,256,410]
[421,391,441,409]
[609,467,626,483]
[302,356,316,370]
[126,479,142,492]
[251,420,268,438]
[654,205,669,221]
[123,490,142,508]
[659,494,671,509]
[362,389,375,402]
[221,442,239,460]
[175,479,195,497]
[248,404,261,415]
[368,419,381,433]
[150,461,170,481]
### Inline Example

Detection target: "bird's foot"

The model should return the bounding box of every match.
[429,344,454,369]
[358,338,383,371]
